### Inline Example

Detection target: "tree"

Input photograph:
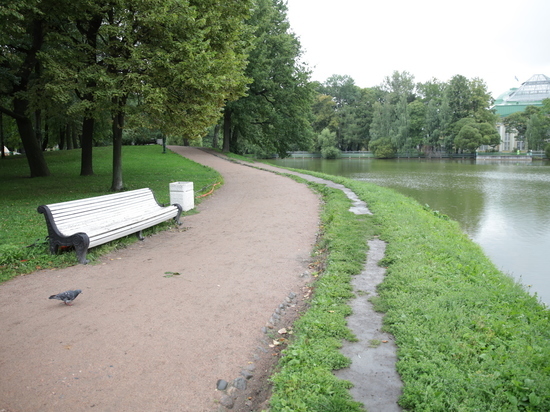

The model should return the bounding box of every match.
[455,124,481,152]
[382,70,416,104]
[2,0,251,185]
[0,0,58,177]
[417,78,445,102]
[408,99,426,148]
[311,94,338,134]
[454,118,501,152]
[369,101,393,143]
[223,0,314,157]
[389,96,408,152]
[317,75,374,151]
[446,75,472,124]
[477,122,501,148]
[445,76,497,151]
[470,78,496,123]
[319,75,360,108]
[525,113,549,150]
[369,137,396,158]
[503,106,540,143]
[317,128,340,158]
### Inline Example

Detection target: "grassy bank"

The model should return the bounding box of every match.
[0,146,221,280]
[268,171,550,411]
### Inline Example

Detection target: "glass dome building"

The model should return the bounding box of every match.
[493,74,550,151]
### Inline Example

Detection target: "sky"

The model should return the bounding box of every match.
[285,0,550,98]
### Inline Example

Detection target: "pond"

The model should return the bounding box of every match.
[267,157,550,306]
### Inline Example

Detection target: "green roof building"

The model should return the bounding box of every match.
[492,74,550,151]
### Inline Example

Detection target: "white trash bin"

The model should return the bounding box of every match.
[169,182,194,211]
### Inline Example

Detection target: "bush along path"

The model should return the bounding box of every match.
[242,158,550,411]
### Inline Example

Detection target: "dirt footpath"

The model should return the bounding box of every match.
[0,147,320,412]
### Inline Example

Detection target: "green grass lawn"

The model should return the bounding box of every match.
[0,146,221,279]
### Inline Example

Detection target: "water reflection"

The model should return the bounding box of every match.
[267,157,550,306]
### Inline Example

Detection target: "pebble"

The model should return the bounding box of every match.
[232,377,247,390]
[220,394,234,409]
[216,379,228,391]
[240,369,253,380]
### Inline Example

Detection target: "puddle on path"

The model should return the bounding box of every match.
[335,239,403,411]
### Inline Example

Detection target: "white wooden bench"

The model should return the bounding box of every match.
[37,188,183,264]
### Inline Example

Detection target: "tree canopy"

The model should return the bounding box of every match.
[1,0,252,183]
[222,0,314,158]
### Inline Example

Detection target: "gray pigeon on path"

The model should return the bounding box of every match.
[49,289,82,305]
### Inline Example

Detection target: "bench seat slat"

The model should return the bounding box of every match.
[88,211,179,248]
[61,207,177,239]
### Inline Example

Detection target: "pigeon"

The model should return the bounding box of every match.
[49,289,82,305]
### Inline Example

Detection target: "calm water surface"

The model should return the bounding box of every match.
[267,157,550,306]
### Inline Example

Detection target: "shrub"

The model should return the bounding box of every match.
[321,146,341,159]
[369,137,396,158]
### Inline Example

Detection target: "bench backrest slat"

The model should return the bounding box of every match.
[47,188,154,211]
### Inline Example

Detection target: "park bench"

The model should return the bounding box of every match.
[37,188,183,264]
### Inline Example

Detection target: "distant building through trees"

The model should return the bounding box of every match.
[492,74,550,151]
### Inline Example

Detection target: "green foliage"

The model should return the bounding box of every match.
[321,146,341,159]
[455,124,482,152]
[317,128,340,158]
[545,143,550,159]
[312,94,338,133]
[0,146,221,280]
[1,0,252,178]
[122,128,161,146]
[454,119,502,152]
[525,113,550,151]
[369,137,396,158]
[317,75,374,151]
[224,0,314,157]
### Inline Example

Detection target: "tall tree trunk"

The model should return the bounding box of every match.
[223,108,232,153]
[110,97,127,191]
[71,125,78,149]
[66,124,74,150]
[80,117,95,175]
[59,125,66,150]
[9,19,49,176]
[212,123,220,149]
[42,121,49,151]
[34,109,42,149]
[13,98,50,177]
[77,15,103,176]
[0,113,4,159]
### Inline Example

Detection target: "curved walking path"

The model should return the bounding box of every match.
[0,147,320,412]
